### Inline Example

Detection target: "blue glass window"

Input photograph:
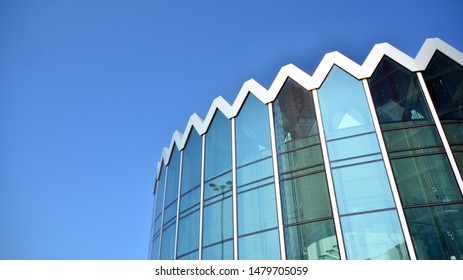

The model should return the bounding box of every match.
[204,111,232,181]
[202,197,233,247]
[180,130,202,195]
[176,211,200,258]
[238,229,281,260]
[202,240,234,260]
[160,223,176,260]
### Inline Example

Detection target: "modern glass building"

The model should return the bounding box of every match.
[149,38,463,260]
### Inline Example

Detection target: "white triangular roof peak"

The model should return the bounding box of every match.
[154,38,463,183]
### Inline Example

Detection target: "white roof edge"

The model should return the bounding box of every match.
[153,38,463,182]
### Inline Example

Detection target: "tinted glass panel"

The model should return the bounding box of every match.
[150,236,160,260]
[405,203,463,260]
[180,186,200,212]
[155,166,166,220]
[177,251,198,260]
[205,111,232,180]
[160,223,176,260]
[280,172,332,224]
[277,144,323,175]
[204,172,232,200]
[382,125,442,151]
[332,161,395,215]
[341,210,409,260]
[236,157,273,186]
[285,219,339,260]
[237,184,278,235]
[202,197,233,246]
[238,229,281,260]
[318,66,375,139]
[176,211,199,257]
[202,240,234,260]
[181,130,202,194]
[236,94,272,166]
[326,132,380,162]
[165,147,181,206]
[391,154,462,206]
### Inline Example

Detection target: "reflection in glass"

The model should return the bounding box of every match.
[382,125,442,152]
[326,132,380,162]
[285,219,339,260]
[205,111,232,181]
[318,66,375,140]
[238,229,281,260]
[332,161,395,215]
[202,240,234,260]
[202,197,233,247]
[176,211,199,258]
[405,203,463,260]
[341,210,409,260]
[391,154,462,206]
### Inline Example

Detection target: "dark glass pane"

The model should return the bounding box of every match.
[238,229,281,260]
[285,219,339,260]
[454,152,463,174]
[273,78,319,153]
[277,144,323,174]
[280,172,332,224]
[318,66,375,140]
[443,123,463,145]
[181,130,202,194]
[382,125,442,151]
[160,222,176,260]
[155,165,166,220]
[236,94,272,166]
[202,197,233,246]
[205,111,232,181]
[332,161,395,215]
[165,147,181,206]
[202,240,234,260]
[391,154,462,206]
[405,203,463,260]
[341,210,409,260]
[423,51,463,121]
[368,56,433,128]
[177,210,200,257]
[237,184,278,235]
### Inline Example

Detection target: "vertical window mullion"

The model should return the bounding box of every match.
[198,134,205,260]
[173,150,183,260]
[231,117,238,260]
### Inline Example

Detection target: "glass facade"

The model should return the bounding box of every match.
[149,40,463,260]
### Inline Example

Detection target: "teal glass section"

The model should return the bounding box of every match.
[154,165,166,223]
[326,132,380,162]
[176,211,200,258]
[164,147,180,226]
[341,210,409,260]
[202,197,233,247]
[150,235,160,260]
[204,111,232,181]
[284,219,339,260]
[202,240,234,260]
[180,130,202,195]
[405,203,463,260]
[177,251,199,260]
[238,229,281,260]
[160,223,176,260]
[318,66,375,140]
[332,161,395,215]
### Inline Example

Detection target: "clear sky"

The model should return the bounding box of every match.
[0,0,462,260]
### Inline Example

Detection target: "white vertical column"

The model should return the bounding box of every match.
[417,72,463,196]
[198,134,206,260]
[231,118,238,260]
[362,79,417,260]
[267,103,287,260]
[312,89,347,260]
[173,150,183,260]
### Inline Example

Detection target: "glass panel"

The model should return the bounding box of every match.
[238,229,281,260]
[177,251,198,260]
[204,172,232,200]
[236,94,272,166]
[202,240,234,260]
[237,184,278,235]
[205,111,232,181]
[150,235,160,260]
[318,66,375,139]
[180,186,200,212]
[341,210,409,260]
[280,172,332,224]
[443,123,463,145]
[236,157,273,186]
[163,202,177,225]
[454,152,463,174]
[405,203,463,260]
[368,56,433,128]
[160,223,176,260]
[202,197,233,246]
[423,51,463,121]
[285,219,339,260]
[155,165,166,220]
[273,78,319,153]
[165,147,181,206]
[176,211,200,257]
[391,154,462,206]
[332,161,395,215]
[181,130,202,194]
[277,144,323,174]
[327,132,380,162]
[382,125,442,151]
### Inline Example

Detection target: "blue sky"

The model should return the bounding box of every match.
[0,0,461,259]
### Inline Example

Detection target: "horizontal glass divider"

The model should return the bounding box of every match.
[441,120,463,124]
[387,144,444,154]
[203,189,233,203]
[330,158,384,170]
[388,150,447,160]
[236,175,274,190]
[179,205,200,219]
[237,226,279,239]
[329,152,382,164]
[204,169,233,184]
[180,184,201,197]
[283,216,333,228]
[279,169,325,182]
[202,237,234,250]
[338,207,397,218]
[279,163,325,177]
[203,194,233,208]
[153,230,161,238]
[163,199,177,211]
[277,141,321,156]
[154,214,162,223]
[325,130,376,143]
[402,200,463,209]
[380,122,435,132]
[450,143,463,147]
[176,248,199,259]
[236,155,272,170]
[237,181,274,195]
[162,220,176,231]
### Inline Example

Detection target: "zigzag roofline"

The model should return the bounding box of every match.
[155,38,463,181]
